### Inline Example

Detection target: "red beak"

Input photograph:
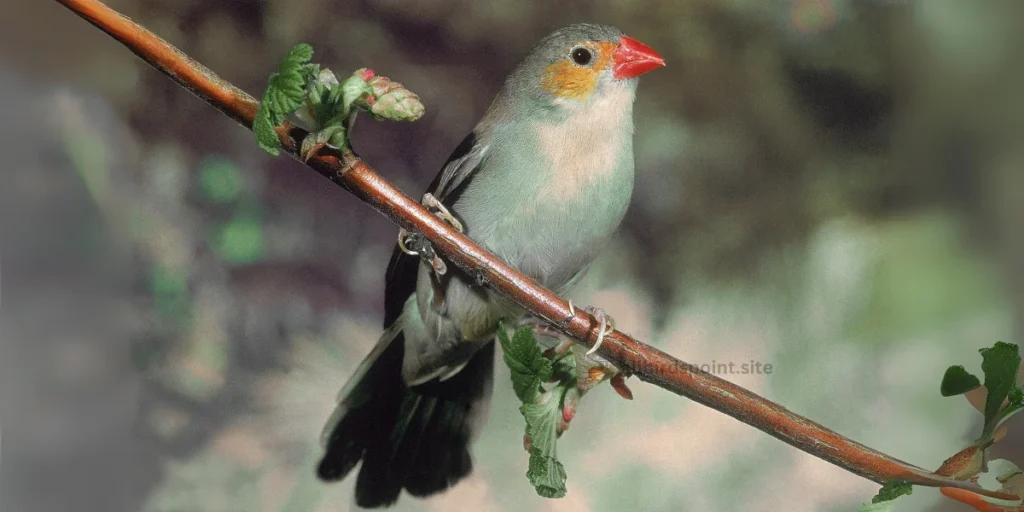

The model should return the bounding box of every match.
[612,36,666,80]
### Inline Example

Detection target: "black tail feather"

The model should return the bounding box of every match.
[317,333,494,508]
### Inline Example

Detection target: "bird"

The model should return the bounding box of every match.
[316,23,664,508]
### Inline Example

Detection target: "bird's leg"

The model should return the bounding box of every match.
[396,193,464,275]
[524,309,633,400]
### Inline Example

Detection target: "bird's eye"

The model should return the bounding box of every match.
[570,47,593,66]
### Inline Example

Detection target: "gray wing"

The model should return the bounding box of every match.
[382,131,487,326]
[431,132,488,205]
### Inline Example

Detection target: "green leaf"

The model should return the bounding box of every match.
[498,321,576,498]
[552,351,577,385]
[268,45,316,110]
[522,391,567,498]
[871,479,912,504]
[254,43,317,155]
[527,451,567,499]
[980,342,1021,435]
[941,365,982,397]
[498,324,553,403]
[253,103,282,156]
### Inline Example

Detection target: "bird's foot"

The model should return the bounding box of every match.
[421,193,463,233]
[566,300,616,356]
[396,194,463,275]
[567,301,632,399]
[397,229,448,274]
[543,301,633,399]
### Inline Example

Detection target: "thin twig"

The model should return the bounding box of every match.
[54,0,1017,501]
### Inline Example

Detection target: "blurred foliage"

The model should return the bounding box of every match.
[858,214,1006,341]
[2,0,1023,511]
[151,263,191,322]
[213,206,265,265]
[199,156,245,204]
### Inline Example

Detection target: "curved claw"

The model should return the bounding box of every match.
[397,229,448,275]
[560,299,577,326]
[585,308,616,356]
[397,228,419,256]
[565,301,618,355]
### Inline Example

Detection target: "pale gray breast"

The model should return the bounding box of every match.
[455,83,637,292]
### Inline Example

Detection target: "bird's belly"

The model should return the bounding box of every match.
[506,202,621,291]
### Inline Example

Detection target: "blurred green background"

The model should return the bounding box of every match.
[1,0,1022,511]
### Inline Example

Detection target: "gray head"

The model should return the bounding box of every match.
[501,23,665,112]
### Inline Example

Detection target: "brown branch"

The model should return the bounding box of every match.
[55,0,1017,502]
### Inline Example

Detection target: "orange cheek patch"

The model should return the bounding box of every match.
[541,61,598,100]
[540,41,616,100]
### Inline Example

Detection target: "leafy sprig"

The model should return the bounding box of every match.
[498,323,578,499]
[254,44,424,158]
[253,44,317,156]
[927,341,1024,510]
[860,342,1024,510]
[941,341,1024,443]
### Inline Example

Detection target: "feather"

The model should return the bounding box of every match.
[318,131,494,507]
